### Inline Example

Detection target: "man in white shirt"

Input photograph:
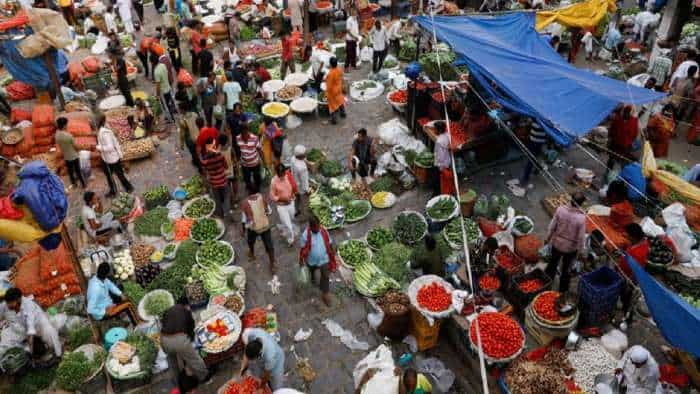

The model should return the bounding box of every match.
[370,20,388,74]
[291,145,310,220]
[387,18,403,56]
[669,53,699,89]
[104,5,117,34]
[345,8,361,70]
[115,0,134,34]
[96,113,133,196]
[222,72,242,115]
[0,288,62,360]
[581,31,594,61]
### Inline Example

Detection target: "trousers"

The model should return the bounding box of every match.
[160,333,209,381]
[276,203,296,243]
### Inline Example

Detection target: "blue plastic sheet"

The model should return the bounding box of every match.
[627,255,700,358]
[0,29,68,90]
[11,161,67,232]
[413,13,667,146]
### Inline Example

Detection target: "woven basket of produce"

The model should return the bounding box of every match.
[122,138,155,161]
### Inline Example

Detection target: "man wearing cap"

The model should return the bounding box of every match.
[291,145,309,220]
[615,345,661,394]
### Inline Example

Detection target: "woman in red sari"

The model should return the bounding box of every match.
[646,104,675,157]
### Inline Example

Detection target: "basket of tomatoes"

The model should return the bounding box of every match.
[387,89,408,112]
[468,312,525,363]
[509,268,551,310]
[530,290,578,327]
[218,376,272,394]
[408,275,455,319]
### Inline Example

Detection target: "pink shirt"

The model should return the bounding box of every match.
[270,175,294,203]
[546,205,586,254]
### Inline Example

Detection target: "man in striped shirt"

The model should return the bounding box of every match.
[236,125,263,193]
[200,137,233,223]
[520,120,548,185]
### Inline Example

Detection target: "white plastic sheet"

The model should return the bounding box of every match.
[322,319,369,351]
[353,345,395,388]
[377,118,426,153]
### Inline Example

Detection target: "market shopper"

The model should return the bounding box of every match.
[433,121,454,196]
[411,235,444,277]
[259,117,284,171]
[581,31,594,61]
[190,22,204,76]
[110,48,135,107]
[370,19,389,74]
[0,288,62,359]
[280,30,296,80]
[241,327,285,390]
[179,102,203,172]
[197,72,219,127]
[154,54,178,123]
[198,38,214,78]
[200,136,233,223]
[672,66,697,123]
[345,8,361,70]
[55,117,86,188]
[237,125,263,193]
[299,215,335,306]
[325,57,346,124]
[287,0,303,31]
[519,120,547,185]
[615,345,661,394]
[87,263,138,324]
[116,0,135,34]
[166,26,182,72]
[270,164,297,246]
[241,185,276,273]
[646,104,675,158]
[160,297,210,385]
[387,18,404,56]
[291,145,310,220]
[606,105,639,178]
[96,113,133,197]
[222,72,242,116]
[226,103,247,157]
[545,192,586,293]
[349,128,376,184]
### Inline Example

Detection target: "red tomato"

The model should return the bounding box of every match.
[417,282,452,312]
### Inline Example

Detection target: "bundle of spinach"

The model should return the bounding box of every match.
[370,175,397,193]
[320,159,344,178]
[125,332,157,378]
[55,350,105,391]
[66,324,93,351]
[373,242,412,284]
[134,207,169,236]
[147,240,198,300]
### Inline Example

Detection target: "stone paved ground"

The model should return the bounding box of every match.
[51,3,700,393]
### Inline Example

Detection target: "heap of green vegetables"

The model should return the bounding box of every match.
[186,197,215,219]
[419,49,457,81]
[320,159,344,178]
[143,185,170,210]
[124,332,157,378]
[353,260,401,297]
[110,192,135,218]
[198,240,233,266]
[372,242,412,284]
[147,240,198,300]
[427,197,457,221]
[339,240,370,267]
[55,349,105,391]
[345,200,371,222]
[367,227,395,250]
[240,24,256,40]
[123,280,146,305]
[307,148,325,163]
[414,151,434,168]
[181,175,206,198]
[393,212,427,244]
[398,40,416,61]
[66,324,93,352]
[134,207,169,236]
[191,218,221,241]
[144,291,172,318]
[442,217,480,247]
[370,175,397,193]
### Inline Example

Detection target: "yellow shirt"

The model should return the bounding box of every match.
[58,0,73,8]
[415,374,432,394]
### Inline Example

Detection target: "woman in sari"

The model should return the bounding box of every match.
[646,104,675,157]
[259,117,284,171]
[325,57,346,124]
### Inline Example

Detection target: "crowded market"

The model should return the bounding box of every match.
[0,0,698,392]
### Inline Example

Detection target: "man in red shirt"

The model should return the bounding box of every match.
[195,117,219,155]
[190,22,204,76]
[606,105,639,177]
[255,62,271,83]
[138,35,155,78]
[280,31,296,80]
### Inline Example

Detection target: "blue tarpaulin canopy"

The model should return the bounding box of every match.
[627,255,700,357]
[413,13,667,146]
[0,28,68,91]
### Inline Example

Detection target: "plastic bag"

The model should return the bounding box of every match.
[322,319,369,351]
[353,345,395,388]
[640,217,665,237]
[79,150,92,180]
[473,194,488,218]
[507,215,535,236]
[360,46,373,62]
[416,357,455,392]
[296,264,311,288]
[361,370,400,394]
[367,309,384,329]
[667,227,695,264]
[601,329,628,359]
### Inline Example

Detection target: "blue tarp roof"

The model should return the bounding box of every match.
[0,27,68,91]
[627,255,700,357]
[413,13,667,146]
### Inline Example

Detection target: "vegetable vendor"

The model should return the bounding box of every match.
[432,121,454,196]
[411,235,444,277]
[81,191,121,242]
[471,237,498,275]
[400,368,433,394]
[240,327,286,390]
[299,215,336,307]
[349,128,377,185]
[0,287,62,360]
[160,296,210,386]
[615,345,662,394]
[87,263,138,324]
[270,164,297,246]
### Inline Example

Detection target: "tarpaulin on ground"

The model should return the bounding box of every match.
[413,13,666,146]
[627,255,700,357]
[0,35,68,90]
[535,0,616,31]
[642,141,700,205]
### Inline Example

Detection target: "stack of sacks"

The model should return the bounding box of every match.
[1,126,34,158]
[67,56,102,90]
[57,111,102,169]
[5,80,35,101]
[31,104,56,155]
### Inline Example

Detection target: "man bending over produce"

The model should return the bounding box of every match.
[87,263,138,324]
[615,345,661,394]
[161,296,210,387]
[0,287,62,360]
[240,327,285,390]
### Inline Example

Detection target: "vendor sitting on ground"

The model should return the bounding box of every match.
[400,368,433,394]
[615,345,661,394]
[411,235,444,277]
[349,128,377,185]
[617,161,647,203]
[471,237,499,274]
[0,287,62,360]
[81,191,121,242]
[240,327,285,390]
[87,263,138,324]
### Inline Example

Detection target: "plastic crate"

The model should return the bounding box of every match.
[409,307,442,351]
[578,266,622,308]
[495,248,525,291]
[509,268,552,311]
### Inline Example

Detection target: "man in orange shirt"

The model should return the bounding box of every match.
[138,35,164,79]
[280,30,296,80]
[190,22,204,76]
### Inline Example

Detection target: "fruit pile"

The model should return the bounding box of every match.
[206,319,229,337]
[517,278,543,293]
[417,282,452,312]
[469,312,524,360]
[478,275,500,292]
[533,291,564,322]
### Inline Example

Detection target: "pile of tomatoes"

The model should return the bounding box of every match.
[469,312,524,360]
[478,274,500,292]
[495,248,522,273]
[447,123,468,148]
[431,91,446,103]
[417,282,452,312]
[517,278,543,293]
[223,376,266,394]
[533,291,564,321]
[206,319,229,337]
[389,89,408,104]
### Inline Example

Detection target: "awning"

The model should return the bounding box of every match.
[413,13,666,146]
[536,0,616,31]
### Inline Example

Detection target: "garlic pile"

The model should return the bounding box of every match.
[112,249,135,280]
[567,339,619,393]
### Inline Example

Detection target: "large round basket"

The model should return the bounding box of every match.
[98,95,126,111]
[261,101,290,118]
[345,200,372,223]
[190,217,226,243]
[371,192,397,209]
[262,79,285,94]
[425,194,460,223]
[468,312,526,364]
[209,291,246,316]
[195,240,236,267]
[1,128,23,145]
[105,342,149,380]
[350,80,384,102]
[217,376,272,394]
[284,72,310,87]
[529,291,578,327]
[196,308,242,354]
[290,96,318,114]
[137,289,175,322]
[74,344,106,383]
[337,239,373,271]
[407,275,455,319]
[386,89,408,112]
[182,195,216,220]
[392,210,428,244]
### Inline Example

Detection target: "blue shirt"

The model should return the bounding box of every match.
[683,164,700,183]
[299,227,333,267]
[618,163,646,202]
[86,276,122,320]
[245,328,284,376]
[605,28,622,50]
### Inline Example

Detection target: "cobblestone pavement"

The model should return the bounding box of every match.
[53,3,700,393]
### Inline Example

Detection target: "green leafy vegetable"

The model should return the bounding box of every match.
[370,175,397,193]
[191,218,221,241]
[198,240,233,266]
[66,325,93,352]
[144,292,172,318]
[124,332,157,378]
[307,148,324,163]
[372,242,412,284]
[320,159,344,178]
[427,197,457,220]
[181,175,206,198]
[123,280,146,305]
[147,241,198,300]
[143,185,170,210]
[367,227,395,250]
[185,197,215,219]
[55,350,105,391]
[134,207,169,236]
[393,212,427,244]
[338,240,370,267]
